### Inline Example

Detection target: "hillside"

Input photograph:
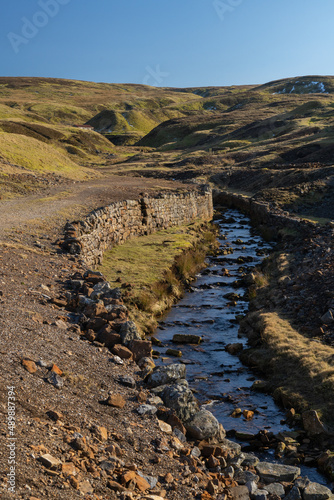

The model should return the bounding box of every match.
[0,75,334,220]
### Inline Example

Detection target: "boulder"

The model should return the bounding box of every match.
[137,404,157,416]
[84,301,108,318]
[185,409,220,440]
[302,410,327,436]
[112,344,133,360]
[97,326,120,348]
[161,383,198,421]
[321,309,334,325]
[172,334,202,344]
[226,343,244,355]
[255,462,300,484]
[146,364,186,388]
[84,270,104,284]
[284,486,302,500]
[90,282,111,300]
[129,339,152,362]
[303,482,334,500]
[119,321,142,345]
[265,482,285,497]
[229,485,251,499]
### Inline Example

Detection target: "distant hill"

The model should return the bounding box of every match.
[1,76,334,205]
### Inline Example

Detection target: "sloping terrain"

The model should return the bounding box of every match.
[1,75,334,216]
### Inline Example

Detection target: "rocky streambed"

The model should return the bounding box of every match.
[151,208,333,493]
[36,207,334,499]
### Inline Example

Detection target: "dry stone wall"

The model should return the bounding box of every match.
[213,190,318,235]
[63,186,213,267]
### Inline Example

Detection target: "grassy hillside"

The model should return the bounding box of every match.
[1,75,334,212]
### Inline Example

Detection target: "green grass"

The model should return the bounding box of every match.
[98,222,218,333]
[0,132,98,179]
[99,224,199,288]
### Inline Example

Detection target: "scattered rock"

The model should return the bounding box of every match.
[39,454,61,469]
[186,409,221,440]
[118,374,136,388]
[112,344,133,360]
[256,462,300,483]
[158,420,172,434]
[45,371,64,389]
[302,410,328,436]
[51,363,62,376]
[303,482,334,499]
[137,404,157,416]
[147,364,186,388]
[22,359,38,374]
[106,394,126,409]
[119,321,142,345]
[172,334,202,344]
[55,319,68,330]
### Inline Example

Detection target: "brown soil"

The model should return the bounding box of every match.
[0,175,224,500]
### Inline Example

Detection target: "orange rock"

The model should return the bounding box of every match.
[107,480,127,493]
[243,410,254,420]
[22,359,37,374]
[121,470,136,484]
[62,462,77,476]
[69,476,80,489]
[106,394,126,409]
[112,344,133,360]
[137,390,147,403]
[164,472,173,484]
[135,474,151,492]
[201,492,214,500]
[95,426,108,441]
[51,364,63,376]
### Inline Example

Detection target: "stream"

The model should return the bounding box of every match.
[153,208,329,486]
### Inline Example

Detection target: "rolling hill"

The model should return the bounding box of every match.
[0,75,334,216]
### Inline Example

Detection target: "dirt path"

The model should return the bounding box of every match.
[0,175,185,238]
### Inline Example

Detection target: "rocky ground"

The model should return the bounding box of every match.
[1,178,334,500]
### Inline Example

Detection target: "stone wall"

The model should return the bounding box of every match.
[213,190,317,236]
[63,185,213,267]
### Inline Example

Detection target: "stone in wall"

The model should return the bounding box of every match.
[63,185,213,267]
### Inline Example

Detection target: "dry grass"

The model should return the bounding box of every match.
[252,312,334,428]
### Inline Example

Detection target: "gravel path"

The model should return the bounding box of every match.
[0,175,185,237]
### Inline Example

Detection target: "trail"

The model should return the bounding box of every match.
[0,175,184,237]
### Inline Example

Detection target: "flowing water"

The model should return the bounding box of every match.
[153,208,330,486]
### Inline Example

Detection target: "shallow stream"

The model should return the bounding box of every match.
[153,208,329,486]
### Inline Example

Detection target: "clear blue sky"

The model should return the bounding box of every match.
[1,0,333,88]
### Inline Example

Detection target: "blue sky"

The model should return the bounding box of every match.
[1,0,333,87]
